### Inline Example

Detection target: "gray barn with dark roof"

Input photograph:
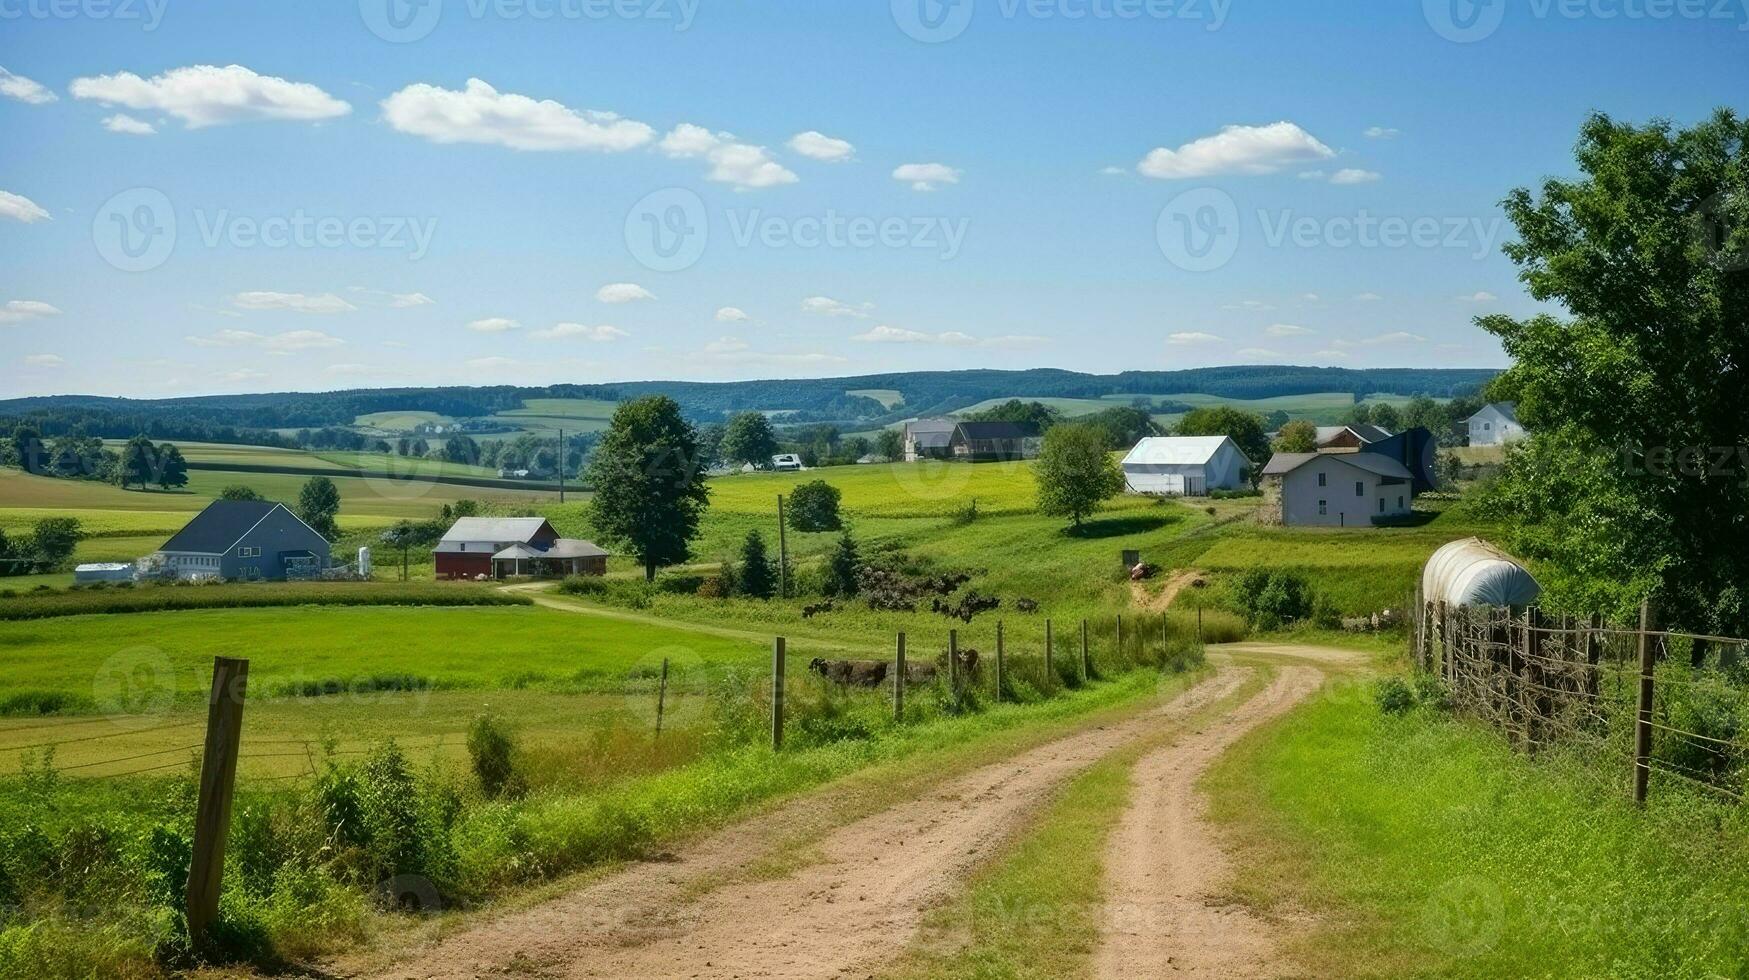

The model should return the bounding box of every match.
[150,500,331,581]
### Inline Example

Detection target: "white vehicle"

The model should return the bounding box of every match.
[770,453,803,471]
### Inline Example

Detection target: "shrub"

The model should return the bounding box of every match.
[467,714,524,799]
[1232,569,1317,629]
[786,480,843,532]
[1375,676,1416,715]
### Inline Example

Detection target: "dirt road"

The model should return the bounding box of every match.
[338,647,1350,980]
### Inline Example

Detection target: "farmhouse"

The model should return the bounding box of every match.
[434,516,607,580]
[1120,436,1251,496]
[147,499,330,581]
[1466,402,1526,446]
[903,418,957,461]
[1258,452,1416,527]
[948,421,1041,462]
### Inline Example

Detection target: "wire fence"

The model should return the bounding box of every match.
[1413,600,1749,804]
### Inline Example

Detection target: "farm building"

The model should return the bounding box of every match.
[1120,436,1251,496]
[434,517,607,580]
[1258,452,1416,527]
[1466,402,1527,446]
[1314,423,1393,451]
[1421,537,1541,608]
[74,562,135,584]
[147,500,330,581]
[903,418,957,461]
[949,421,1041,462]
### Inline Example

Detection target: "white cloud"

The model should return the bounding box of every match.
[1332,331,1427,348]
[231,291,356,315]
[659,123,797,188]
[532,322,627,341]
[1329,168,1382,185]
[467,317,521,333]
[787,130,855,162]
[381,78,654,152]
[1354,292,1383,302]
[853,324,932,344]
[1236,347,1281,359]
[1138,122,1334,179]
[465,356,518,370]
[1099,165,1128,176]
[1458,291,1498,302]
[225,368,268,382]
[1297,170,1328,181]
[70,64,350,128]
[1301,293,1321,302]
[703,336,749,353]
[892,163,961,191]
[185,327,344,352]
[390,291,433,308]
[1167,331,1222,345]
[715,306,750,322]
[801,295,872,318]
[1313,349,1351,360]
[1364,126,1401,139]
[0,67,56,105]
[23,353,63,368]
[596,282,655,304]
[101,113,156,135]
[0,190,50,223]
[0,300,63,324]
[1264,323,1313,337]
[1221,299,1274,312]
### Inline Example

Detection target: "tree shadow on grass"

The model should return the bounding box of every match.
[1063,514,1176,539]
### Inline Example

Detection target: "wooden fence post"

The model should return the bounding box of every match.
[894,632,906,722]
[949,629,960,701]
[654,657,669,737]
[1081,619,1091,680]
[1045,618,1054,676]
[1115,614,1123,659]
[772,637,786,752]
[186,656,249,948]
[995,621,1005,704]
[1633,600,1656,805]
[1520,606,1536,752]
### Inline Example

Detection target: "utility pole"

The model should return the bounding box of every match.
[776,494,790,599]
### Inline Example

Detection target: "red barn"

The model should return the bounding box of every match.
[433,517,608,580]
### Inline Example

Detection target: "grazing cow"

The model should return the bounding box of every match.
[1015,597,1039,613]
[801,601,835,619]
[807,658,889,687]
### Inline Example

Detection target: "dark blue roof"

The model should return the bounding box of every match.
[158,500,282,554]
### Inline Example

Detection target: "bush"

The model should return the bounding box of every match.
[1232,569,1317,630]
[467,714,524,799]
[786,480,843,532]
[1375,676,1416,715]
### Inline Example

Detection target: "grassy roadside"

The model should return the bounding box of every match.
[879,667,1273,980]
[1204,691,1749,979]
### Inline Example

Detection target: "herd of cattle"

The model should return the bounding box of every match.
[807,647,981,688]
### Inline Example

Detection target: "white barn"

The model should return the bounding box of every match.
[1466,402,1526,446]
[1121,436,1251,496]
[1260,452,1415,527]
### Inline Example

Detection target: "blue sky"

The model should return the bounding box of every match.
[1,0,1744,398]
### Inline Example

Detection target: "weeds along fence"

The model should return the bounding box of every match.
[1,611,1205,949]
[1412,600,1749,805]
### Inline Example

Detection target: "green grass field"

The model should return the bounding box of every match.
[353,410,451,432]
[847,388,905,409]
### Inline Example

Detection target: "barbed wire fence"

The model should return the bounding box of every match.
[1413,599,1748,804]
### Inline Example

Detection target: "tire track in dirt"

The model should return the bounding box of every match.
[1092,664,1325,979]
[347,667,1253,980]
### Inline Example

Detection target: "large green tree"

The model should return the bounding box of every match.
[966,399,1062,432]
[157,444,189,489]
[1273,419,1318,453]
[297,476,342,541]
[587,395,711,581]
[1174,406,1270,469]
[1034,422,1125,530]
[737,529,776,599]
[787,480,842,532]
[118,434,156,489]
[1481,109,1749,633]
[719,411,779,469]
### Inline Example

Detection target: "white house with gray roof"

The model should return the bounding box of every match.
[1259,452,1416,527]
[1466,402,1527,446]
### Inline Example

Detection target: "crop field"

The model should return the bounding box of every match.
[847,388,905,408]
[353,410,451,432]
[480,397,622,436]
